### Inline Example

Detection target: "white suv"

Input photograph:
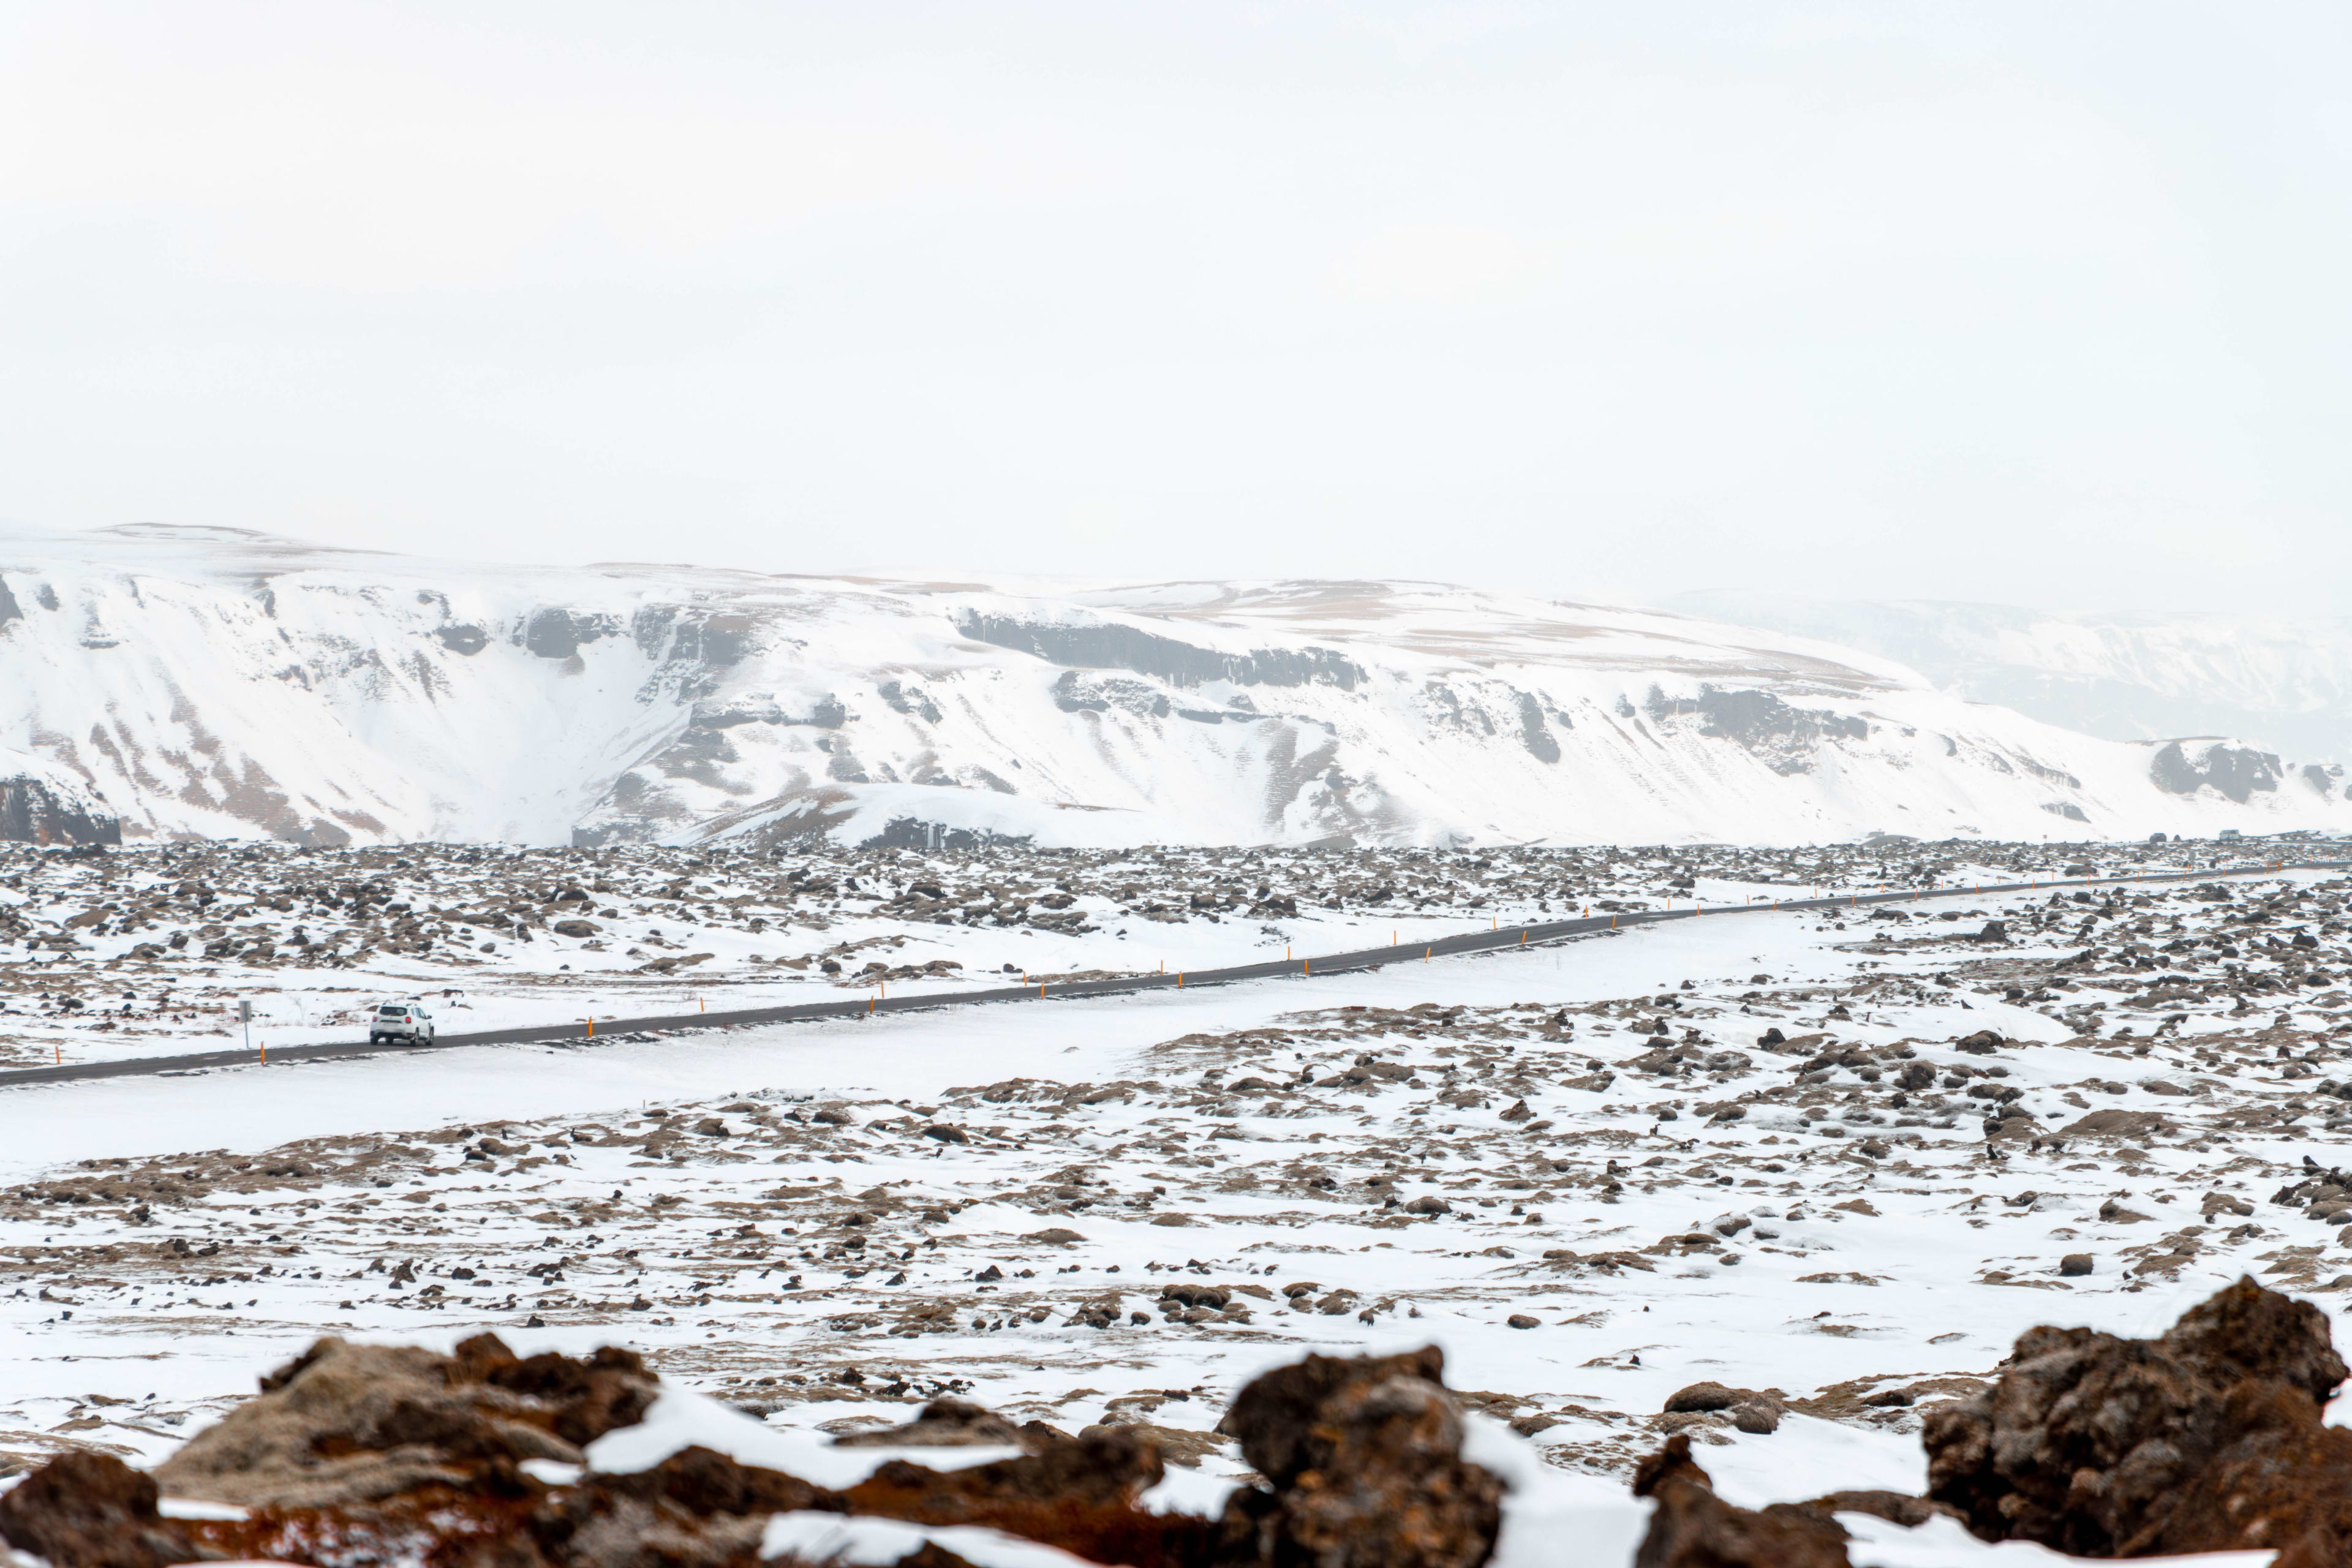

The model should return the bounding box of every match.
[370,1001,435,1046]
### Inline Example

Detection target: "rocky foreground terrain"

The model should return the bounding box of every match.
[5,1279,2352,1567]
[0,834,2349,1564]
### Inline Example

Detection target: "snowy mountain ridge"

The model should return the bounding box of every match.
[0,522,2342,850]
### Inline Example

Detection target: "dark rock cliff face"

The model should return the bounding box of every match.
[2154,741,2283,803]
[631,607,755,667]
[861,815,1033,852]
[523,609,624,661]
[956,612,1364,692]
[1515,693,1561,764]
[0,774,121,846]
[1643,685,1868,775]
[1054,671,1172,718]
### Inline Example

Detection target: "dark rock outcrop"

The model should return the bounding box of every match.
[1643,685,1868,775]
[956,611,1363,691]
[1924,1275,2352,1559]
[846,1426,1202,1568]
[2152,741,2282,803]
[0,1450,205,1568]
[99,1335,1517,1568]
[835,1396,1039,1449]
[0,769,121,846]
[1630,1435,1853,1568]
[1214,1345,1504,1568]
[1515,693,1561,764]
[154,1333,657,1509]
[522,608,620,661]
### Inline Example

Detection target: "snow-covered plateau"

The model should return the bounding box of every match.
[1,521,2344,853]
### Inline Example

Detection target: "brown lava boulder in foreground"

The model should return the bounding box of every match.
[0,1336,1500,1568]
[153,1332,658,1509]
[1630,1434,1850,1568]
[1925,1274,2352,1561]
[1214,1344,1504,1568]
[848,1423,1203,1568]
[21,1280,2352,1568]
[1628,1276,2352,1566]
[1627,1433,1961,1568]
[0,1450,205,1568]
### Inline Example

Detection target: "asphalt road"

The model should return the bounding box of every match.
[4,854,2343,1090]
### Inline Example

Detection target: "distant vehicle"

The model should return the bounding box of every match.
[2218,828,2243,842]
[370,1001,435,1046]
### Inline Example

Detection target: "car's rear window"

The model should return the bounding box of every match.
[378,1006,408,1017]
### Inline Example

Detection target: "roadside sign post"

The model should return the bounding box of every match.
[240,998,257,1062]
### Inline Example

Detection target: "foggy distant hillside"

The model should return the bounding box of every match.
[1670,592,2352,766]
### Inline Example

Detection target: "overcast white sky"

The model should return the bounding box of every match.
[2,2,2347,613]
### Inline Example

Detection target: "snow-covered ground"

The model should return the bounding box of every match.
[0,833,2316,1069]
[1,836,2347,1563]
